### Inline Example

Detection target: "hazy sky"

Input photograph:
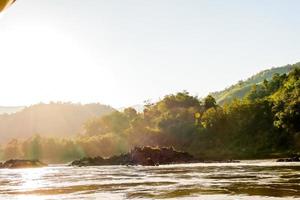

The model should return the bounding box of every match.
[0,0,299,108]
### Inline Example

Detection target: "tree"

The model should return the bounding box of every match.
[124,107,138,119]
[3,139,22,159]
[272,68,300,135]
[22,135,42,160]
[204,95,217,110]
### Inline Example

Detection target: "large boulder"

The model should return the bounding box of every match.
[0,159,47,169]
[71,146,199,167]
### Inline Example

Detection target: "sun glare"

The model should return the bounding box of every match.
[0,21,118,106]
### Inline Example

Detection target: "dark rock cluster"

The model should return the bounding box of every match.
[277,156,300,162]
[71,146,199,167]
[0,159,47,169]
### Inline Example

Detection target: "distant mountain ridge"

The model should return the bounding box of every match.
[0,106,25,115]
[0,103,115,144]
[118,104,145,113]
[210,62,300,105]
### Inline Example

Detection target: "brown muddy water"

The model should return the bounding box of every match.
[0,160,300,199]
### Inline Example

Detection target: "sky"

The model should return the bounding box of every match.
[0,0,299,108]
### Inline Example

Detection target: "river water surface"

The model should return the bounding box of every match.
[0,160,300,200]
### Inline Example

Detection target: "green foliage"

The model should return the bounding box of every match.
[204,95,217,110]
[22,135,42,160]
[272,68,300,136]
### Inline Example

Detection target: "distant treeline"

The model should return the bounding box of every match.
[0,68,299,163]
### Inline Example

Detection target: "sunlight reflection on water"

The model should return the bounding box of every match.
[0,161,300,200]
[20,168,46,191]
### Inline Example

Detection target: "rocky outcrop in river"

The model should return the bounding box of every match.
[0,159,47,169]
[71,147,199,166]
[277,156,300,162]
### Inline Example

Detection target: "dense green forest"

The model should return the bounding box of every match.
[211,63,299,105]
[0,67,299,163]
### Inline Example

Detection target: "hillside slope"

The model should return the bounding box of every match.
[210,62,299,105]
[0,103,115,143]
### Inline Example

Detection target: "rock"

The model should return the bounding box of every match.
[0,159,47,169]
[71,146,199,167]
[277,156,300,162]
[223,160,240,163]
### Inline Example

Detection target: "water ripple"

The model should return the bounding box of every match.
[0,161,300,199]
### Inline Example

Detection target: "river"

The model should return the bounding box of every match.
[0,160,299,199]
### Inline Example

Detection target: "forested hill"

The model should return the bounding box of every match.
[210,62,299,105]
[1,67,299,162]
[0,103,114,144]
